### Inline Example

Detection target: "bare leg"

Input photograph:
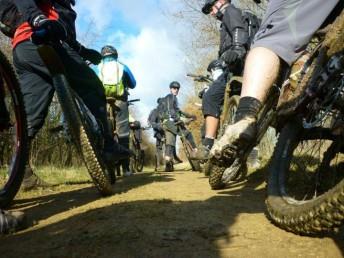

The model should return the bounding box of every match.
[241,47,280,102]
[205,116,219,138]
[210,47,281,158]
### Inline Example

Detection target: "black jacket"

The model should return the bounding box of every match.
[163,93,193,121]
[1,0,77,43]
[219,4,247,57]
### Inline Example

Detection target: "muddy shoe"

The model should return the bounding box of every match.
[191,145,210,160]
[21,166,51,191]
[0,210,27,234]
[210,117,257,161]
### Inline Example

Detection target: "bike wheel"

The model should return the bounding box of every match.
[183,139,200,171]
[135,149,144,172]
[266,119,344,235]
[71,91,115,195]
[38,45,115,195]
[209,95,239,189]
[0,50,28,208]
[129,136,137,173]
[203,160,212,176]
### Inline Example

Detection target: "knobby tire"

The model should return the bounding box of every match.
[0,50,28,208]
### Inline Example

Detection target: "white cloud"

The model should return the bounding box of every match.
[74,0,196,124]
[118,28,190,124]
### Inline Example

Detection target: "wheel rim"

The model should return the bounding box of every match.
[281,126,344,204]
[0,67,25,196]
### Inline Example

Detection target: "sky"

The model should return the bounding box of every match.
[74,0,197,125]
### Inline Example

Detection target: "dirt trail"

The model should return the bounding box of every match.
[1,164,343,258]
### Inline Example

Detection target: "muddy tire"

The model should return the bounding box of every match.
[184,140,200,171]
[209,164,226,189]
[266,120,344,235]
[0,50,28,208]
[37,45,114,196]
[203,160,212,176]
[208,96,239,189]
[179,130,200,171]
[61,85,114,195]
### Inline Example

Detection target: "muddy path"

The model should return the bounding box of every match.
[1,164,343,258]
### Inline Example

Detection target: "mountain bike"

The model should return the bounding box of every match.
[208,10,344,193]
[175,118,201,171]
[0,49,28,208]
[265,9,344,235]
[129,121,149,173]
[36,44,115,196]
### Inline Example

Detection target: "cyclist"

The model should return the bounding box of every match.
[192,0,251,160]
[161,81,197,172]
[148,98,165,170]
[0,209,26,234]
[96,45,136,177]
[210,0,341,162]
[1,0,131,189]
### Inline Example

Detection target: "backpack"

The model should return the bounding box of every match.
[242,11,261,47]
[99,60,125,98]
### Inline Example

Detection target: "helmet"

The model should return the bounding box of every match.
[202,0,217,14]
[169,81,181,89]
[207,59,224,72]
[157,97,162,104]
[101,45,118,58]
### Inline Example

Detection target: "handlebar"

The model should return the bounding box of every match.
[187,73,213,83]
[128,99,140,105]
[174,117,195,126]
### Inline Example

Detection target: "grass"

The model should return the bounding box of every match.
[32,166,91,185]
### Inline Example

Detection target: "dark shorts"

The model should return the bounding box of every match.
[252,0,339,65]
[202,73,227,118]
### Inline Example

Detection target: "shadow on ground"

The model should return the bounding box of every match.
[0,167,343,258]
[12,172,175,223]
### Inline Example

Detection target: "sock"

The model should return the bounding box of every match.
[234,97,262,123]
[202,137,214,149]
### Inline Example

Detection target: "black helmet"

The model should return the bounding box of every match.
[169,81,181,89]
[202,0,217,14]
[101,45,118,58]
[157,97,162,104]
[207,59,224,72]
